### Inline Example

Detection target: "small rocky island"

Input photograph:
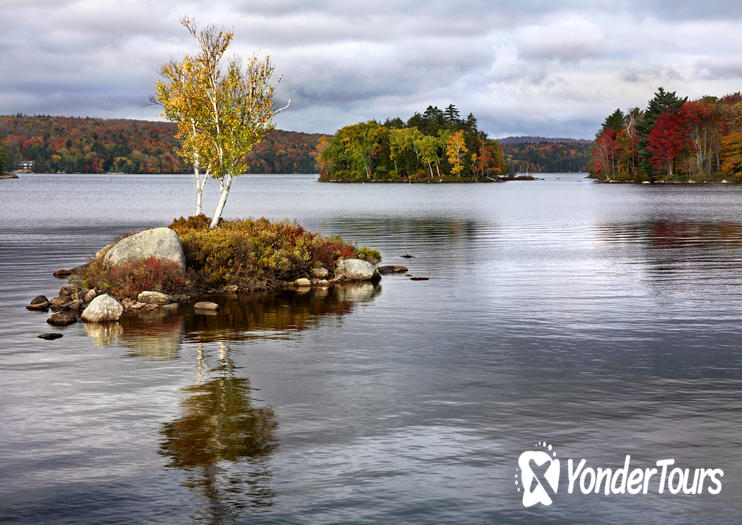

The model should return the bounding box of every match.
[28,216,388,330]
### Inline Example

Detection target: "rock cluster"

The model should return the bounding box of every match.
[27,284,185,330]
[286,259,382,291]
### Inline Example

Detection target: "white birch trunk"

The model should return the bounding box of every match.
[195,171,209,216]
[193,152,207,215]
[195,183,204,215]
[210,174,232,229]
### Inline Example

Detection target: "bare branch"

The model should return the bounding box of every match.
[272,99,291,116]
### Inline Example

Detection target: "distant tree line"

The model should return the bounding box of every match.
[0,114,596,176]
[0,141,11,172]
[317,104,509,182]
[590,88,742,181]
[0,115,320,174]
[501,140,592,173]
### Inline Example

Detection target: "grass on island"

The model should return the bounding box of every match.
[76,215,382,299]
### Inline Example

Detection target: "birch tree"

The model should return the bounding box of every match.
[158,18,288,228]
[157,51,216,215]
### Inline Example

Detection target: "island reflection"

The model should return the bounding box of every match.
[82,284,381,520]
[85,283,382,357]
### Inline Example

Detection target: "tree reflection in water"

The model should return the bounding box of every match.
[159,342,278,519]
[83,284,382,520]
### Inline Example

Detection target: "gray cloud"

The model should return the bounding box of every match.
[1,1,742,139]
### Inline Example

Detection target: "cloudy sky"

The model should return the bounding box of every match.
[2,0,742,139]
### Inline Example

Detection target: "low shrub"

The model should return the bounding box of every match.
[169,215,381,286]
[79,257,192,298]
[354,246,382,265]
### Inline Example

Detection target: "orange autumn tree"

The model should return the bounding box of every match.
[314,135,330,176]
[472,135,506,181]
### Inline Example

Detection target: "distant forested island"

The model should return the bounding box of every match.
[501,139,591,174]
[589,88,742,182]
[0,115,321,174]
[317,105,590,182]
[0,113,591,176]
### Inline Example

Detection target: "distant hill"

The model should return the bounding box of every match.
[498,136,592,145]
[0,115,322,174]
[500,137,593,173]
[0,114,593,174]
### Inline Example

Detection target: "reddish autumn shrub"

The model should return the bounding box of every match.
[80,257,192,298]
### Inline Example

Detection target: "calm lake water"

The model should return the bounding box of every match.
[1,173,741,524]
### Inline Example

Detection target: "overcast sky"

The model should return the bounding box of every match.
[2,1,742,139]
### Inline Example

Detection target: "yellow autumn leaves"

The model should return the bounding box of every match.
[156,18,284,227]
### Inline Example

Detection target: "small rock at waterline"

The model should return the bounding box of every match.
[138,291,172,305]
[81,294,124,322]
[401,254,415,258]
[161,303,179,312]
[38,333,63,340]
[310,267,329,279]
[292,278,312,287]
[27,295,50,311]
[194,301,219,311]
[378,265,408,274]
[53,269,72,278]
[409,276,430,281]
[67,300,83,313]
[49,297,72,311]
[47,311,77,326]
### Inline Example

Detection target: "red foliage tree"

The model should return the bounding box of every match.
[591,128,618,178]
[648,111,690,176]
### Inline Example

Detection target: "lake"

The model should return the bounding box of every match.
[1,173,741,524]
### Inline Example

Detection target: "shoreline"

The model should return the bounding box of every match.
[318,175,540,184]
[592,178,739,184]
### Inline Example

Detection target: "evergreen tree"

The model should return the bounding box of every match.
[599,109,625,135]
[464,113,478,134]
[636,87,687,179]
[383,117,405,129]
[444,104,461,126]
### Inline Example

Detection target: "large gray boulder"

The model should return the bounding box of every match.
[335,258,381,281]
[103,228,185,270]
[81,294,124,323]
